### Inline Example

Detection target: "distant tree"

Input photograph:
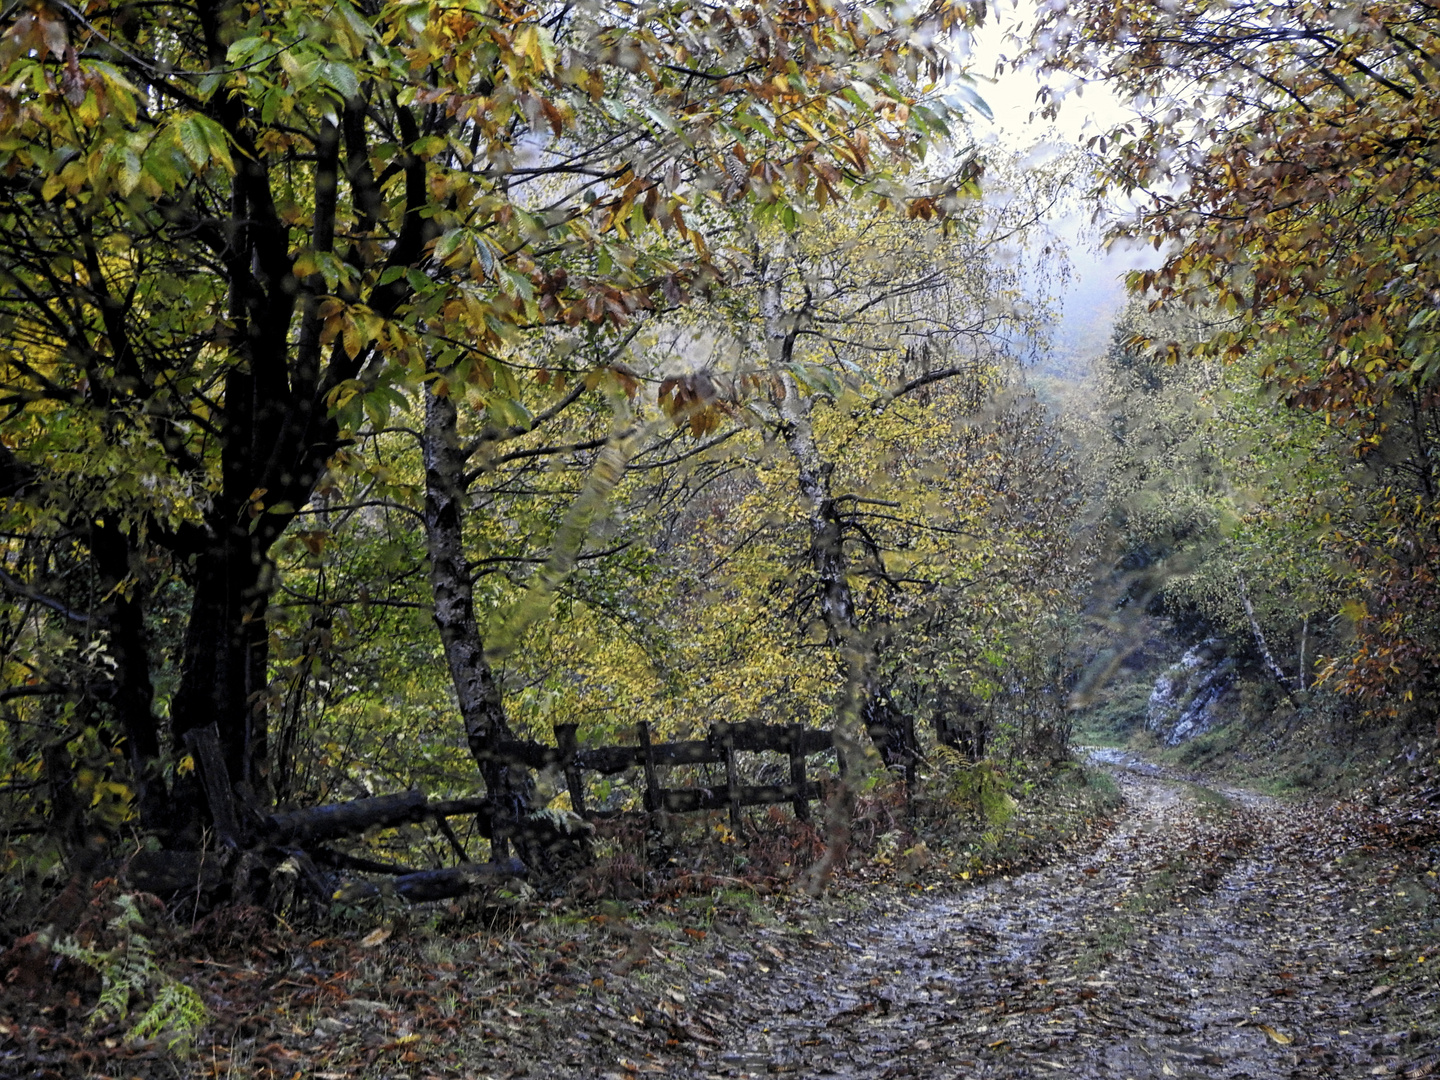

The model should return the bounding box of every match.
[1030,0,1440,725]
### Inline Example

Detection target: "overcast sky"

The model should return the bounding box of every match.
[960,7,1160,374]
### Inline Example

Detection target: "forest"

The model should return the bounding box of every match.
[0,0,1437,1077]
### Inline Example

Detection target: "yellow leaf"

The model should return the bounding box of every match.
[792,113,825,143]
[1257,1024,1293,1045]
[359,927,392,948]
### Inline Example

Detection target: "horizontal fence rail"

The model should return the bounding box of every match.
[503,720,847,827]
[254,722,850,854]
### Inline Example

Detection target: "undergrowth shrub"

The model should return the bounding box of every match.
[50,892,208,1054]
[927,746,1019,835]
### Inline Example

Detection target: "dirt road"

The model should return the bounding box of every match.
[553,754,1437,1079]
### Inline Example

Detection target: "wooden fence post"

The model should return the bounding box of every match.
[638,722,660,814]
[555,723,586,817]
[903,710,917,819]
[787,723,809,822]
[714,721,741,829]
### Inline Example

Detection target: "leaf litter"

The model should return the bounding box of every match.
[2,751,1435,1079]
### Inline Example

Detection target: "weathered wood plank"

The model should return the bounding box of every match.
[572,743,643,774]
[713,722,834,755]
[650,780,832,814]
[478,725,834,775]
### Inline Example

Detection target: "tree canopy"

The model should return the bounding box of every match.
[2,0,1100,898]
[1028,0,1440,724]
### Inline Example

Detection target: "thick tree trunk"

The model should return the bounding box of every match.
[90,520,167,827]
[760,246,909,767]
[169,526,273,839]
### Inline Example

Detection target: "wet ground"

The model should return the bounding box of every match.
[548,753,1439,1080]
[11,752,1435,1079]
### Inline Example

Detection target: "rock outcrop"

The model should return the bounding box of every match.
[1147,638,1237,745]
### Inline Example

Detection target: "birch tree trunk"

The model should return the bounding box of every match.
[1236,571,1299,699]
[759,241,908,768]
[422,381,533,859]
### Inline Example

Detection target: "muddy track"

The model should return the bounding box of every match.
[553,756,1439,1079]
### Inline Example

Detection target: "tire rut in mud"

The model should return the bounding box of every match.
[580,763,1437,1079]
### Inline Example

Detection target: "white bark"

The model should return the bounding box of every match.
[1236,571,1298,697]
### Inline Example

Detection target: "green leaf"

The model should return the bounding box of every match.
[321,61,361,102]
[946,83,992,122]
[434,230,466,261]
[193,115,235,173]
[118,147,142,196]
[176,116,209,169]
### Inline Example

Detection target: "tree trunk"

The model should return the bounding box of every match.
[169,526,273,841]
[422,381,534,858]
[90,520,167,828]
[1236,571,1298,700]
[936,690,985,762]
[759,242,909,767]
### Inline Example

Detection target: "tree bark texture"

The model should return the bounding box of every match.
[89,519,167,827]
[169,528,273,815]
[759,244,909,767]
[422,382,536,856]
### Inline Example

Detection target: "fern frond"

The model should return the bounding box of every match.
[126,979,209,1052]
[51,892,208,1054]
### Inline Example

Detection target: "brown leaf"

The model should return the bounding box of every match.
[683,1024,720,1046]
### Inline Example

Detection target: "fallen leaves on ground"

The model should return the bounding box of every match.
[2,754,1435,1078]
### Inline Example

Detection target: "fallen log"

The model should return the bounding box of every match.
[335,858,527,904]
[310,847,418,876]
[265,792,492,844]
[265,791,429,844]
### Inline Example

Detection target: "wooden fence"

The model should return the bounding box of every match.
[229,720,911,901]
[553,720,838,826]
[124,720,919,903]
[473,717,920,826]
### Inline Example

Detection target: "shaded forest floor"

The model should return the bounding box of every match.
[4,751,1438,1079]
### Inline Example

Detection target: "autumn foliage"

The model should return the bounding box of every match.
[1031,0,1440,722]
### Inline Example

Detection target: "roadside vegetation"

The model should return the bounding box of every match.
[3,0,1440,1075]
